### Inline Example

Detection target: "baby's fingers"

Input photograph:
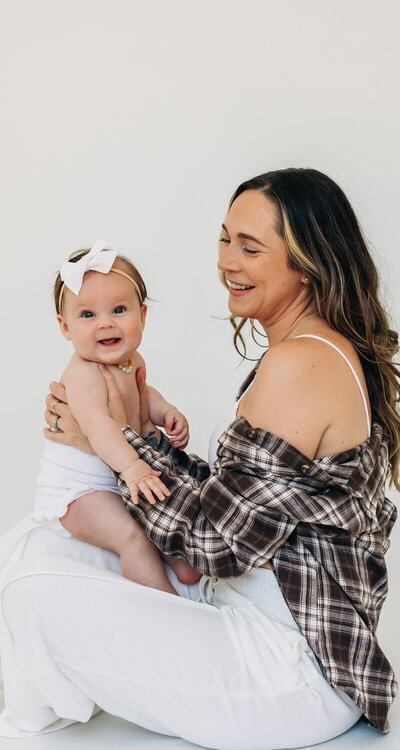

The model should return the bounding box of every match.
[127,483,139,506]
[137,482,156,505]
[147,477,170,502]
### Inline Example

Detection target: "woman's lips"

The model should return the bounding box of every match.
[98,338,121,346]
[229,287,254,297]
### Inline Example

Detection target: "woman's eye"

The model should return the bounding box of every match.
[219,237,230,244]
[243,248,259,255]
[81,311,94,318]
[113,306,126,314]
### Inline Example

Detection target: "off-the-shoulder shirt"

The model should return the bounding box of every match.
[115,412,397,733]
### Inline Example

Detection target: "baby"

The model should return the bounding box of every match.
[35,239,200,595]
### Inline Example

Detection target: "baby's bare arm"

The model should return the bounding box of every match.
[147,384,189,449]
[147,385,174,425]
[63,357,170,503]
[64,356,139,473]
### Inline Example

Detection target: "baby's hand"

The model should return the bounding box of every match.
[121,460,170,506]
[163,408,189,449]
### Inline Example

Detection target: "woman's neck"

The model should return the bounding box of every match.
[263,302,317,347]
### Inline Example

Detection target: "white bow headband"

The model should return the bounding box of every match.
[57,239,142,311]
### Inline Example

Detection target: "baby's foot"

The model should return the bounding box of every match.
[163,555,202,585]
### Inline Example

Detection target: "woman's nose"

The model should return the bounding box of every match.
[217,245,241,273]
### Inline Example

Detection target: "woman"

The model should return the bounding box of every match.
[0,168,398,748]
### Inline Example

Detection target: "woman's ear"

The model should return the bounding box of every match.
[57,314,72,341]
[140,305,147,331]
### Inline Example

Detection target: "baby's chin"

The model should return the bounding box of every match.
[76,349,126,366]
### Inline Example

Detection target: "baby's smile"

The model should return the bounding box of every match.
[97,337,121,347]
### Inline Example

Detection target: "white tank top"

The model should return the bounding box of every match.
[208,335,371,467]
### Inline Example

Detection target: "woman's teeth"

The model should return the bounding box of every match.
[227,281,254,290]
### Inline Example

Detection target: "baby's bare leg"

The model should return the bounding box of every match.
[60,492,177,595]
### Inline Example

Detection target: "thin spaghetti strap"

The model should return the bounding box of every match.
[293,335,371,437]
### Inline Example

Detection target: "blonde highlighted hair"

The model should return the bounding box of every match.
[225,168,400,489]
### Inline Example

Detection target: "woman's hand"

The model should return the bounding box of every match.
[97,364,128,427]
[44,382,94,454]
[135,367,161,443]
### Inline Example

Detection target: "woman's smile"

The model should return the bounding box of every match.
[218,190,310,334]
[225,278,255,296]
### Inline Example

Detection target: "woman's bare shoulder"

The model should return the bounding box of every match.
[238,334,364,459]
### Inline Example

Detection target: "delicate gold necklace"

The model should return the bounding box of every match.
[281,310,315,342]
[118,357,134,374]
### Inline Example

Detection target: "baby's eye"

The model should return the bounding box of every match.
[81,311,94,318]
[113,305,126,314]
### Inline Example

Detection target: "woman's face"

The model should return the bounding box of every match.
[218,190,306,330]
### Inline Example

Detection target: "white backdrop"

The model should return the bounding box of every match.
[1,0,399,585]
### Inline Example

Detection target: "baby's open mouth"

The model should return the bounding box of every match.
[98,338,121,346]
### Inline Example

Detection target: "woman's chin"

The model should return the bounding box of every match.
[228,298,253,318]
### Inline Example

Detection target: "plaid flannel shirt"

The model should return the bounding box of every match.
[116,412,397,732]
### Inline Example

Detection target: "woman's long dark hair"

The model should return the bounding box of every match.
[226,168,400,488]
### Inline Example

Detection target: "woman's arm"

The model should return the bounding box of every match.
[100,350,342,578]
[115,422,298,577]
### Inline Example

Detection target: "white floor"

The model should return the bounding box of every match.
[0,577,398,750]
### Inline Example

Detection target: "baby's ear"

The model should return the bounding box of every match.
[57,314,71,341]
[140,304,147,331]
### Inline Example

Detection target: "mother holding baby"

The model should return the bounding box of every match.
[0,168,398,748]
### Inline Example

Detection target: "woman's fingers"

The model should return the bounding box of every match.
[43,427,67,442]
[49,381,67,403]
[135,367,150,427]
[44,408,63,431]
[45,401,69,419]
[46,394,57,412]
[97,364,127,426]
[97,364,120,399]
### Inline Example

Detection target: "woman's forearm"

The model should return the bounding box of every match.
[114,426,297,578]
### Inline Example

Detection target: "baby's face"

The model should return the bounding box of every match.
[57,270,146,365]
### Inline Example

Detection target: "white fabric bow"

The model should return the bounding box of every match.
[60,239,117,296]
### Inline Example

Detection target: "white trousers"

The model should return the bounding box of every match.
[0,524,361,749]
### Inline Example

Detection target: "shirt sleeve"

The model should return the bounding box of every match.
[116,423,298,577]
[156,432,211,482]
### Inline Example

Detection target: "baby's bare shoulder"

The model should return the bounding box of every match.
[62,353,101,386]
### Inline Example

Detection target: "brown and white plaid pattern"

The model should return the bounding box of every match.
[117,417,397,732]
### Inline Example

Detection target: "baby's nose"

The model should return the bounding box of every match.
[97,315,116,328]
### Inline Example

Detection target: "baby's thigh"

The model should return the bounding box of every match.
[59,490,137,549]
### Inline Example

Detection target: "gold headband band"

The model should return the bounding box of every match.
[58,268,143,312]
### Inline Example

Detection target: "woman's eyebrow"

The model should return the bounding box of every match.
[221,223,267,247]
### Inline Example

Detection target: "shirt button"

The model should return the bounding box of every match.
[300,463,311,474]
[247,429,256,439]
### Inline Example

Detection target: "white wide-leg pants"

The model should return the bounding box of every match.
[0,525,361,749]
